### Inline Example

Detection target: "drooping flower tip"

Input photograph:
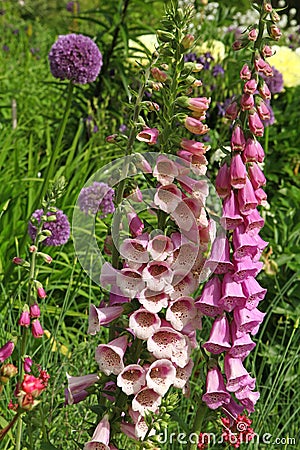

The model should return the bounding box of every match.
[78,182,115,217]
[48,34,102,84]
[0,341,14,363]
[28,209,70,246]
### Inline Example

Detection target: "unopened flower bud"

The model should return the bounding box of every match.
[106,134,118,143]
[181,33,195,49]
[37,286,47,299]
[271,11,280,22]
[232,40,244,51]
[263,2,272,13]
[30,303,41,318]
[31,319,44,338]
[192,79,203,87]
[29,245,37,253]
[151,81,163,91]
[12,257,25,266]
[269,24,282,40]
[157,30,174,43]
[37,252,52,263]
[103,235,113,255]
[225,101,239,120]
[262,45,273,58]
[0,363,18,379]
[145,101,160,112]
[240,64,251,80]
[248,28,258,41]
[151,67,167,82]
[0,341,14,363]
[24,357,33,373]
[19,309,31,327]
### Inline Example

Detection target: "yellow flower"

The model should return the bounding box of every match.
[128,34,158,65]
[268,45,300,88]
[194,39,226,62]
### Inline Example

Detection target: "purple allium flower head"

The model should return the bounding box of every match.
[28,209,70,246]
[261,66,283,95]
[48,34,102,84]
[66,1,80,13]
[78,182,115,218]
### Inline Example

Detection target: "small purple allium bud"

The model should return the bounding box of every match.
[48,34,102,84]
[78,182,115,218]
[28,209,70,246]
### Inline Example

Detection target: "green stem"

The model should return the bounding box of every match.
[188,402,208,450]
[111,64,153,269]
[15,414,23,450]
[38,81,74,206]
[264,124,269,154]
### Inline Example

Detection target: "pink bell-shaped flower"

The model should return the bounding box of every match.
[230,154,247,189]
[229,321,256,359]
[146,359,176,396]
[244,209,264,235]
[195,276,223,317]
[224,354,256,393]
[153,155,178,185]
[237,178,258,216]
[233,307,266,337]
[132,387,162,417]
[173,359,194,389]
[147,327,191,368]
[83,414,110,450]
[248,162,266,190]
[166,297,196,331]
[138,288,169,313]
[87,304,123,335]
[202,314,231,354]
[242,276,267,310]
[216,163,231,198]
[66,372,99,405]
[154,183,182,213]
[232,224,259,260]
[117,364,146,396]
[235,386,260,413]
[220,272,247,312]
[202,367,231,410]
[206,234,234,274]
[220,191,244,230]
[147,234,173,261]
[95,335,128,375]
[231,125,246,152]
[129,308,161,339]
[233,257,263,282]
